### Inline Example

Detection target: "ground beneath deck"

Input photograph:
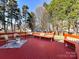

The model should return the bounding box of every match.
[0,37,77,59]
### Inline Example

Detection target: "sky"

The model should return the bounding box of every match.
[17,0,51,12]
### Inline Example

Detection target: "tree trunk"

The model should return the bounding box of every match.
[11,19,14,32]
[68,20,71,34]
[3,22,7,33]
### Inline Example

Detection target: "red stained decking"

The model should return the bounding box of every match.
[0,38,76,59]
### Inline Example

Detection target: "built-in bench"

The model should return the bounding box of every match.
[64,33,79,59]
[32,32,55,42]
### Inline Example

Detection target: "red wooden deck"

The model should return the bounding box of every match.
[0,37,76,59]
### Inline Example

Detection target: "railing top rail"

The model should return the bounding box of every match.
[64,33,79,39]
